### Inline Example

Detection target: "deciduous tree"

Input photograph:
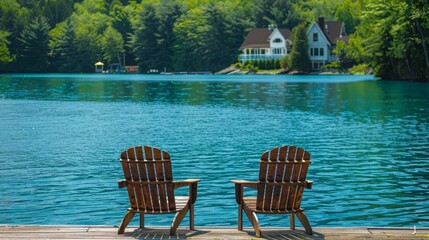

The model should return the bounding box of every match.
[101,25,124,66]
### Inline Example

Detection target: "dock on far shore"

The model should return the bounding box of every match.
[1,225,428,239]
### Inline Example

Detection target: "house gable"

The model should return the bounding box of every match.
[268,28,286,49]
[307,22,331,47]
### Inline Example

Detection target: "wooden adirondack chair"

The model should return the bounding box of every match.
[117,146,200,235]
[231,146,313,237]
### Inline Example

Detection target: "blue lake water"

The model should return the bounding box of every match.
[0,73,428,228]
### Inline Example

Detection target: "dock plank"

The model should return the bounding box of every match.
[1,225,428,239]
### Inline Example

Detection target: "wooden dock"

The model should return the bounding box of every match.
[1,225,428,239]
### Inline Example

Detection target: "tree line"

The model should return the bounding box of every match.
[0,0,428,81]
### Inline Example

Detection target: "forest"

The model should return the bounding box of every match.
[0,0,428,81]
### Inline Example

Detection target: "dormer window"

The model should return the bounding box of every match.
[273,38,282,43]
[313,33,318,42]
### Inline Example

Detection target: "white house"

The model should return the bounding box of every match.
[239,27,292,63]
[307,17,349,70]
[239,18,349,70]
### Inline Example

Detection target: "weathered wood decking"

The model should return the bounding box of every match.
[1,225,428,239]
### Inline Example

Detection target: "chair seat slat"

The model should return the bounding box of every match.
[243,197,304,213]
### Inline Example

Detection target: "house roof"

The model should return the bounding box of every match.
[278,28,293,40]
[240,28,292,49]
[316,18,348,45]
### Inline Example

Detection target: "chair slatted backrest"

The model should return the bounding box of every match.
[257,146,311,211]
[120,146,176,212]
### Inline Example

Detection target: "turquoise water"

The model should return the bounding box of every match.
[0,74,428,228]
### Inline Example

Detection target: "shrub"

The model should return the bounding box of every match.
[321,61,341,70]
[280,56,290,70]
[350,63,371,75]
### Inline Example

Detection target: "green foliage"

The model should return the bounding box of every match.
[70,0,111,71]
[109,3,133,45]
[290,23,311,73]
[356,0,429,80]
[0,0,427,80]
[100,25,124,64]
[17,16,51,72]
[174,1,249,72]
[321,61,340,70]
[173,8,204,71]
[241,59,282,71]
[0,31,13,64]
[156,0,185,71]
[49,19,79,72]
[35,0,76,26]
[0,0,28,69]
[349,63,371,75]
[232,62,242,69]
[254,0,293,28]
[334,0,361,34]
[130,2,166,72]
[279,56,290,70]
[243,60,259,73]
[199,2,230,71]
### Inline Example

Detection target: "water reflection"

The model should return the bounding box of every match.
[4,76,429,127]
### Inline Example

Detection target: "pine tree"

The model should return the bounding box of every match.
[49,19,79,72]
[290,23,311,73]
[17,16,51,72]
[156,0,185,72]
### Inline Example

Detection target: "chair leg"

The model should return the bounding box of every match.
[296,212,312,235]
[118,210,135,234]
[189,204,194,230]
[238,204,243,231]
[290,213,295,230]
[243,208,261,238]
[170,204,190,235]
[139,213,144,229]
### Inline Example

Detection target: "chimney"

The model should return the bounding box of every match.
[318,17,325,29]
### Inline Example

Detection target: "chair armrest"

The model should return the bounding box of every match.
[230,180,258,204]
[230,180,258,189]
[173,179,201,204]
[118,179,127,188]
[173,179,201,188]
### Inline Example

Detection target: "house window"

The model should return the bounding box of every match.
[314,48,319,56]
[320,48,324,56]
[273,48,283,54]
[313,61,324,70]
[313,33,318,42]
[261,49,266,54]
[273,38,282,43]
[310,48,313,56]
